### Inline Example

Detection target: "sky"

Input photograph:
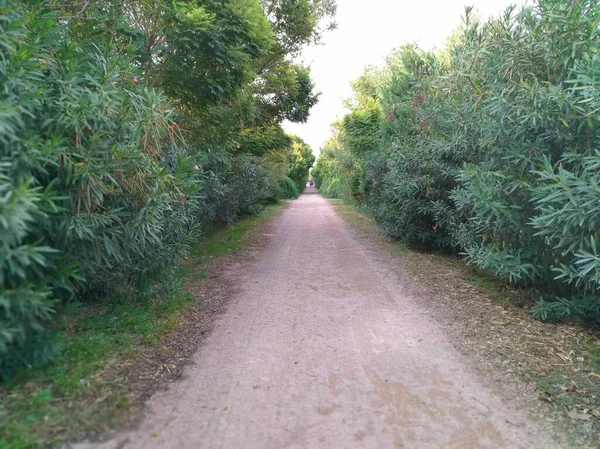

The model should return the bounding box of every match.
[283,0,527,156]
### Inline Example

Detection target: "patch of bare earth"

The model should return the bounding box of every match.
[68,209,286,446]
[331,202,600,448]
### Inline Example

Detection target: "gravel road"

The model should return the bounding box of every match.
[77,188,556,449]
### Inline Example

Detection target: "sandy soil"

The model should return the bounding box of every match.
[76,188,559,449]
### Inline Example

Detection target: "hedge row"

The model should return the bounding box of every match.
[313,0,600,321]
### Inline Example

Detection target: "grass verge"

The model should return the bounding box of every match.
[0,203,286,449]
[191,204,283,260]
[328,198,600,446]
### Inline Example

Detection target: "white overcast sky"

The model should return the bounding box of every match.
[283,0,527,155]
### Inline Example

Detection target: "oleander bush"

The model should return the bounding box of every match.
[0,0,330,379]
[314,0,600,321]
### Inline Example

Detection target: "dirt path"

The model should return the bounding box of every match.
[77,189,557,449]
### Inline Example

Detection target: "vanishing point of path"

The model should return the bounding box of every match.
[78,189,555,449]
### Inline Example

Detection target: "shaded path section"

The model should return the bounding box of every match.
[78,188,555,449]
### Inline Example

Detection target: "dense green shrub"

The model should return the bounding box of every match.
[451,1,600,319]
[316,0,600,321]
[277,177,301,199]
[209,155,280,223]
[0,4,64,377]
[0,3,202,378]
